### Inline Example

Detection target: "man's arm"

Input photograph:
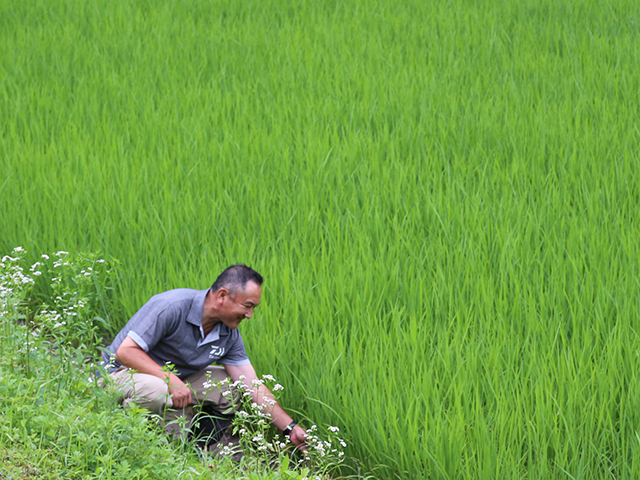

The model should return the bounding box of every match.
[115,336,192,408]
[224,363,307,449]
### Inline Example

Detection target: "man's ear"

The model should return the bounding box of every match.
[217,287,230,302]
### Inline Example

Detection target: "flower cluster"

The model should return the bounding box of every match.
[31,251,109,346]
[1,247,111,349]
[0,247,35,317]
[1,247,113,386]
[204,373,347,477]
[303,424,347,461]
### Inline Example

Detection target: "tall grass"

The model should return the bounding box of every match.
[2,0,640,477]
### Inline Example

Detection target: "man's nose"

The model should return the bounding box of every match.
[245,310,253,319]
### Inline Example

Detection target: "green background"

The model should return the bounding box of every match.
[2,0,640,477]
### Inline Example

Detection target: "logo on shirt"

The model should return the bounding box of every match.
[209,345,225,358]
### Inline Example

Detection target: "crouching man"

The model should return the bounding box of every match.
[100,264,306,449]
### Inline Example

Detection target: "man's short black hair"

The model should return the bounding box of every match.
[211,264,263,295]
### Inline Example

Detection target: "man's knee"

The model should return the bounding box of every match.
[112,369,172,413]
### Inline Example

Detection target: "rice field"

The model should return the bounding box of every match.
[2,0,640,478]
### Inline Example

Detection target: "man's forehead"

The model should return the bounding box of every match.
[236,281,262,301]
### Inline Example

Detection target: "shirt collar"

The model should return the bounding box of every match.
[199,322,221,345]
[186,288,209,328]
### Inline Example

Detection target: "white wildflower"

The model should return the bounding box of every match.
[218,444,235,456]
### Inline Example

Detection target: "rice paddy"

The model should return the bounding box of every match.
[2,0,640,478]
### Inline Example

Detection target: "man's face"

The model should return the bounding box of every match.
[219,281,262,329]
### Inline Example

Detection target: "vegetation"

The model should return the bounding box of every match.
[0,249,348,479]
[1,0,639,478]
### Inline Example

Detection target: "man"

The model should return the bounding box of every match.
[101,264,306,449]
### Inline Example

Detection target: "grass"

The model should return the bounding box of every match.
[1,0,640,478]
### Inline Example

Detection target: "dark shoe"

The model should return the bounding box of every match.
[191,410,233,449]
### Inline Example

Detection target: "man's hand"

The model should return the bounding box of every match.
[167,373,192,408]
[289,425,308,451]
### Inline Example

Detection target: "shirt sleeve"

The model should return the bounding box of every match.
[219,330,251,366]
[125,299,177,353]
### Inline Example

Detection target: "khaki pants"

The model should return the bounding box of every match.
[109,365,238,437]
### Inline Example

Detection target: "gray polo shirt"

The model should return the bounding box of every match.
[102,288,251,377]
